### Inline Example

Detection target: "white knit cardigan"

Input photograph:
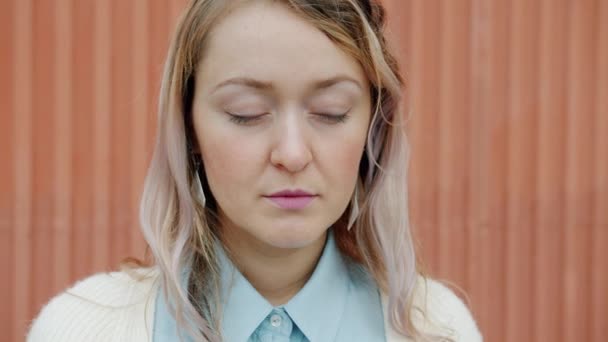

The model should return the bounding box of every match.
[27,269,482,341]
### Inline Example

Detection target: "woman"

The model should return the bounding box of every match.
[28,0,482,341]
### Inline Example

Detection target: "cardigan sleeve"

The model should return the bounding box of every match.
[26,269,157,342]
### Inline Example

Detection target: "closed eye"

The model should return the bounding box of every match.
[313,112,350,124]
[226,112,267,125]
[226,111,350,125]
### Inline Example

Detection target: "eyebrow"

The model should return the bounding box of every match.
[210,75,363,94]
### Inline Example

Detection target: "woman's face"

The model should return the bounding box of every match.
[192,1,371,250]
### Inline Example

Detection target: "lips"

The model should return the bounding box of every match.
[264,189,317,210]
[268,189,314,197]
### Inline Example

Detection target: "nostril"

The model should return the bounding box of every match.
[270,148,312,173]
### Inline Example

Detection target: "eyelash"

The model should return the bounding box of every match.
[317,113,349,123]
[227,112,350,125]
[228,114,265,125]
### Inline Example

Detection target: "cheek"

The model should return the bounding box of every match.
[319,126,367,187]
[203,141,252,176]
[196,120,266,198]
[332,141,365,179]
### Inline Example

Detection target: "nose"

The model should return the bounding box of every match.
[270,113,313,173]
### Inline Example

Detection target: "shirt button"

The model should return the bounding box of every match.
[270,314,282,327]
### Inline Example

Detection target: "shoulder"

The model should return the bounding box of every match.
[412,277,482,341]
[27,267,159,342]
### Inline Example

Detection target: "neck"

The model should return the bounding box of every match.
[220,226,327,306]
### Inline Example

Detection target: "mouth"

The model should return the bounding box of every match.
[263,189,318,210]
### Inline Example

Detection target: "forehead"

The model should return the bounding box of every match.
[197,1,368,93]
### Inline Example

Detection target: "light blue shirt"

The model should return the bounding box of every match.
[153,229,386,341]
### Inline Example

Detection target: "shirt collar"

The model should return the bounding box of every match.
[217,244,273,342]
[283,229,350,341]
[218,229,350,342]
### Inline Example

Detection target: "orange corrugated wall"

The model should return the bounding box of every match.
[1,0,606,341]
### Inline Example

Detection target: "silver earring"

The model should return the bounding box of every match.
[192,159,206,207]
[347,181,361,231]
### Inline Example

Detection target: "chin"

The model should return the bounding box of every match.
[265,236,317,249]
[260,223,327,250]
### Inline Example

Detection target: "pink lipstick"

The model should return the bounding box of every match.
[264,189,317,210]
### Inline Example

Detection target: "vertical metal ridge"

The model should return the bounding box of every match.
[0,0,15,339]
[53,0,73,295]
[31,0,56,314]
[131,0,149,259]
[437,0,470,289]
[13,0,33,339]
[469,1,511,340]
[534,0,568,340]
[70,0,95,282]
[467,0,491,336]
[146,0,169,160]
[564,0,597,341]
[92,0,111,271]
[591,1,608,340]
[467,0,491,337]
[505,0,540,340]
[109,0,134,266]
[408,0,441,271]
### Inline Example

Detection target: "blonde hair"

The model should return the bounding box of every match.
[139,0,445,340]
